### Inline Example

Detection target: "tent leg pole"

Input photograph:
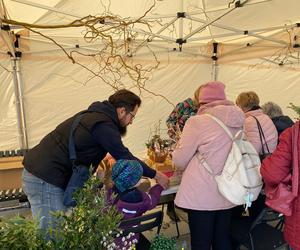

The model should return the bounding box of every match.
[211,60,218,81]
[11,56,28,150]
[211,42,218,81]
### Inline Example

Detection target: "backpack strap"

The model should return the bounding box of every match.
[205,114,234,139]
[69,111,88,164]
[196,114,242,175]
[204,114,244,141]
[196,153,214,175]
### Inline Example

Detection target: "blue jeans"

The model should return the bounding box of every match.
[22,168,67,231]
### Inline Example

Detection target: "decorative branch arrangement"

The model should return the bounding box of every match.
[0,1,174,106]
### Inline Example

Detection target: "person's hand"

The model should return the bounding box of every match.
[96,165,105,180]
[154,171,170,189]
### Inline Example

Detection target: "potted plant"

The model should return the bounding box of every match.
[0,215,49,249]
[0,176,124,249]
[150,234,177,250]
[49,176,123,249]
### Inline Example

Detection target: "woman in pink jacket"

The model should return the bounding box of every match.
[235,91,278,218]
[235,91,278,156]
[173,81,245,250]
[261,122,300,250]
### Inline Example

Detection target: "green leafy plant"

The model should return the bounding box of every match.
[288,103,300,119]
[49,176,123,249]
[0,215,50,250]
[150,234,177,250]
[0,176,123,250]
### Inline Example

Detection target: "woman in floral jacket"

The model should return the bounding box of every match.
[166,86,202,141]
[261,122,300,250]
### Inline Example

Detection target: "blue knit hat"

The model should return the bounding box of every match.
[111,160,143,192]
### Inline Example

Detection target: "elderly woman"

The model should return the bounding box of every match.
[236,92,278,156]
[261,101,294,136]
[235,91,278,219]
[173,81,245,250]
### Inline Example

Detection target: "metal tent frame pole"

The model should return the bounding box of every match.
[211,43,218,81]
[1,2,28,150]
[11,53,28,150]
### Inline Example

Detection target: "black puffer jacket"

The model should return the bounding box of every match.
[272,115,294,136]
[23,101,156,189]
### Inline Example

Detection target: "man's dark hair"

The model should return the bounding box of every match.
[108,89,141,112]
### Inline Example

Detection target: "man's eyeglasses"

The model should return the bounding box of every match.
[129,111,135,120]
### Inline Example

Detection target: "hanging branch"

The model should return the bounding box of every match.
[0,1,174,106]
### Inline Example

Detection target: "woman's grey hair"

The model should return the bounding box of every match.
[261,102,283,118]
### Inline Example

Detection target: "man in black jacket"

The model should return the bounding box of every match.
[22,89,169,230]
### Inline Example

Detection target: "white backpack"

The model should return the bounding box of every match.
[198,114,263,208]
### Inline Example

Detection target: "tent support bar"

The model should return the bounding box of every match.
[147,16,178,43]
[188,23,297,41]
[11,56,28,150]
[183,0,249,41]
[220,29,289,59]
[124,26,176,43]
[188,16,288,46]
[21,36,101,52]
[178,0,271,16]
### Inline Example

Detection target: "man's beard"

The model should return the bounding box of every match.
[119,126,127,136]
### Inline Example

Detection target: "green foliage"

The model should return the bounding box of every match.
[150,234,177,250]
[0,176,123,250]
[49,176,122,250]
[0,216,50,250]
[288,103,300,119]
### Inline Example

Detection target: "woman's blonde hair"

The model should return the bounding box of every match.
[192,85,204,108]
[236,91,260,112]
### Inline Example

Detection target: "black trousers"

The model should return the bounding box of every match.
[186,208,232,250]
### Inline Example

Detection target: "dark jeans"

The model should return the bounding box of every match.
[187,208,232,250]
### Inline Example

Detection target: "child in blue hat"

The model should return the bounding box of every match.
[110,159,164,249]
[111,159,164,216]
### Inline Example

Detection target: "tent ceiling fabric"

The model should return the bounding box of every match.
[3,0,300,62]
[5,0,300,41]
[1,0,300,154]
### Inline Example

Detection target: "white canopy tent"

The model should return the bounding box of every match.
[1,0,300,156]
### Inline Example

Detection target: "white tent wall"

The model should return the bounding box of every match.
[11,49,212,155]
[218,61,300,119]
[0,58,19,149]
[3,49,300,155]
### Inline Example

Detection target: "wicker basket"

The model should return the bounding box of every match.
[148,150,167,163]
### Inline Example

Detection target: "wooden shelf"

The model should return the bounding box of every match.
[0,157,24,190]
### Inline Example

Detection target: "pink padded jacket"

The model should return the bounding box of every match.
[173,100,245,210]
